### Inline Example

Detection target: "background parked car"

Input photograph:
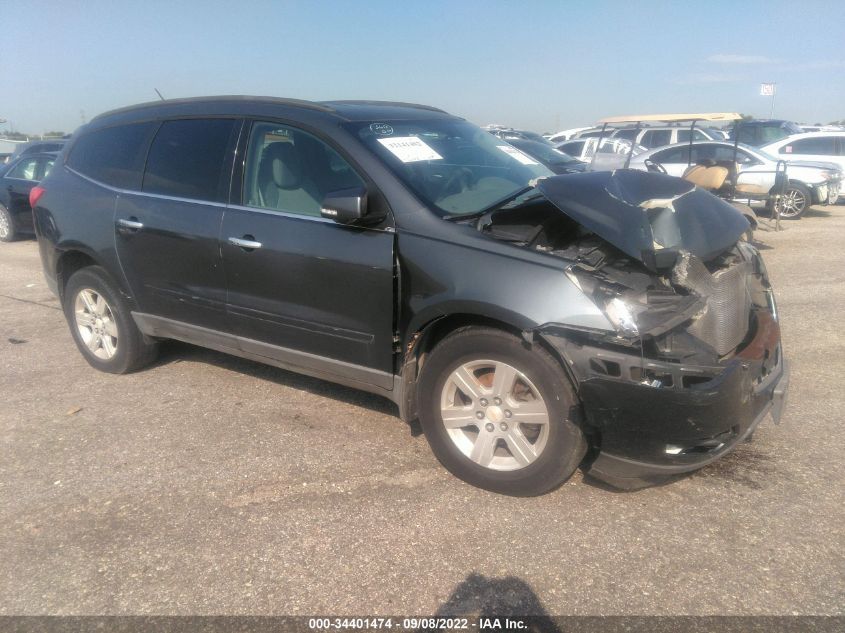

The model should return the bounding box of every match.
[0,152,56,241]
[555,136,645,170]
[730,119,803,147]
[8,139,67,162]
[629,141,842,218]
[485,126,553,145]
[505,139,587,174]
[606,125,722,149]
[761,132,845,201]
[545,127,591,143]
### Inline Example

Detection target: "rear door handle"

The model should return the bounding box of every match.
[228,236,262,250]
[117,218,144,230]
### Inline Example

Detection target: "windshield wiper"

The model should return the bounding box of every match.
[443,186,541,222]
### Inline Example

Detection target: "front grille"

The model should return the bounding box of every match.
[673,254,752,356]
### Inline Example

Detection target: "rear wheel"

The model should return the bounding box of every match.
[417,327,586,496]
[779,182,811,219]
[0,205,17,242]
[63,266,159,374]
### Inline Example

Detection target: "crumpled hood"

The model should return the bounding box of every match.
[536,170,750,272]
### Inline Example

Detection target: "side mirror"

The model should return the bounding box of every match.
[321,187,368,224]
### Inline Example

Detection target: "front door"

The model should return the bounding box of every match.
[221,121,395,389]
[114,117,240,331]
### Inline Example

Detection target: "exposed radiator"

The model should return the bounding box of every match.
[673,253,752,356]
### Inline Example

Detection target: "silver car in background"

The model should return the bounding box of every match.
[629,141,842,218]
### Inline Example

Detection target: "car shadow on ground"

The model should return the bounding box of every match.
[151,339,408,423]
[803,208,833,218]
[424,572,560,629]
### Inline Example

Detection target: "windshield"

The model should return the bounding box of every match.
[346,119,552,216]
[511,140,579,165]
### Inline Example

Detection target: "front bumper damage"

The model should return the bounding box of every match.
[542,311,789,490]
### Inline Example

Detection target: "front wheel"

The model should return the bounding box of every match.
[417,327,586,496]
[779,182,812,219]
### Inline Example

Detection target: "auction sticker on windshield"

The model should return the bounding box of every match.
[497,145,540,165]
[377,136,443,162]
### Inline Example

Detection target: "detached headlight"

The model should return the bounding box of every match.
[604,297,640,337]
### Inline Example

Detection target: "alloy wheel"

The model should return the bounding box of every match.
[74,288,119,360]
[779,188,807,218]
[0,211,9,239]
[439,360,550,471]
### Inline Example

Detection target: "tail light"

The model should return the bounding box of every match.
[29,185,46,209]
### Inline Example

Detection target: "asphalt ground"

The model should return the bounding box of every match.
[1,205,843,616]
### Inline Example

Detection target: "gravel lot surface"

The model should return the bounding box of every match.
[1,206,843,615]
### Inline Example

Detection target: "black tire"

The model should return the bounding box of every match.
[417,326,587,496]
[63,266,159,374]
[0,205,17,242]
[779,182,812,219]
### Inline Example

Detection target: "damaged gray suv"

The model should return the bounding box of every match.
[33,97,789,495]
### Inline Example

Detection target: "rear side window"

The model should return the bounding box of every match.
[68,122,156,189]
[641,129,671,148]
[780,137,836,155]
[613,129,640,141]
[143,118,236,202]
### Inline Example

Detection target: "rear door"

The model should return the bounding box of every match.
[115,118,241,331]
[220,121,395,388]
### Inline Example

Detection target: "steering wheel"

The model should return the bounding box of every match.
[441,167,475,197]
[644,159,667,174]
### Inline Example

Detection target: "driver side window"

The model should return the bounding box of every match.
[243,122,364,217]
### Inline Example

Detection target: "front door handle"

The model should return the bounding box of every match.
[228,236,262,250]
[117,218,144,230]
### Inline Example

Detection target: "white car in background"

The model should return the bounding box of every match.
[629,141,842,218]
[545,127,591,143]
[606,125,724,148]
[555,136,646,170]
[760,132,845,201]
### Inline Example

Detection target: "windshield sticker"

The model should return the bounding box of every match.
[497,145,540,165]
[369,122,394,135]
[377,136,443,163]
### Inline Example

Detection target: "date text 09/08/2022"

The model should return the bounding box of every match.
[308,617,529,630]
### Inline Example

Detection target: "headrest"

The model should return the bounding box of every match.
[263,142,303,190]
[695,158,717,167]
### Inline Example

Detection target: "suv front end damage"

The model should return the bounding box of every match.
[480,170,789,489]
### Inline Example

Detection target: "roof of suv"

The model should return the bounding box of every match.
[91,96,456,126]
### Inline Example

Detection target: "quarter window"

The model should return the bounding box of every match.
[243,122,364,217]
[67,122,156,189]
[143,118,236,202]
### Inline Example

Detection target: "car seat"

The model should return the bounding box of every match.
[682,159,729,191]
[257,142,322,216]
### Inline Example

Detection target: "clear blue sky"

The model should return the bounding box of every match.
[2,0,844,135]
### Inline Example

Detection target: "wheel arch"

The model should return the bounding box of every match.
[397,312,581,423]
[55,247,131,304]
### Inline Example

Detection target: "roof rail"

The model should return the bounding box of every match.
[93,95,336,121]
[323,100,447,114]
